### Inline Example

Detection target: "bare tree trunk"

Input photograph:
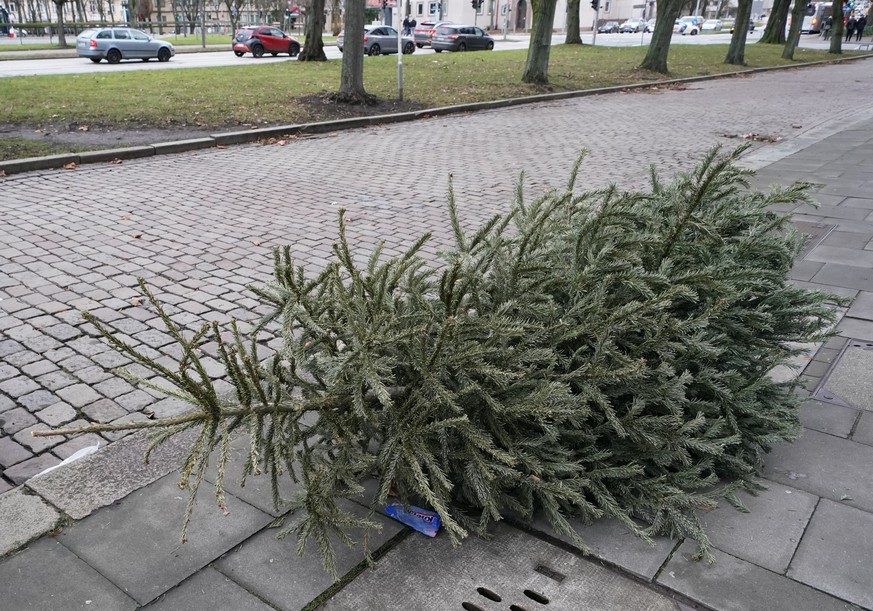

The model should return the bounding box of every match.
[760,0,789,43]
[639,0,683,73]
[564,0,581,44]
[298,0,327,60]
[829,0,843,53]
[337,0,370,101]
[331,0,341,36]
[782,0,804,59]
[724,0,751,64]
[53,0,67,46]
[522,0,558,85]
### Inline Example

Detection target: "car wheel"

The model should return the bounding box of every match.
[691,29,698,35]
[434,48,442,53]
[270,51,278,56]
[234,50,244,57]
[416,42,423,48]
[403,41,414,54]
[157,47,171,62]
[141,58,149,62]
[486,40,494,50]
[289,42,300,56]
[252,44,264,58]
[458,42,466,51]
[89,57,101,63]
[369,43,381,56]
[106,48,122,64]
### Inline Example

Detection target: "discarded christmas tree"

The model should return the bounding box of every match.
[39,145,837,577]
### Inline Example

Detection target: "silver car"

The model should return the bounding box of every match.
[337,25,415,56]
[76,27,175,64]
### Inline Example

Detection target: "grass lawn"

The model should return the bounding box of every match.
[0,43,859,160]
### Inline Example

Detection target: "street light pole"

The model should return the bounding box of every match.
[200,0,206,47]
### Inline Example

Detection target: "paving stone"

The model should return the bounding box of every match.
[323,521,676,611]
[36,370,78,391]
[0,436,33,468]
[817,342,873,410]
[42,323,81,341]
[20,359,58,377]
[57,354,97,372]
[67,336,109,357]
[763,429,873,513]
[3,454,62,485]
[101,413,151,442]
[698,480,817,573]
[81,398,127,423]
[0,339,25,357]
[142,567,275,611]
[92,351,132,368]
[0,407,38,435]
[846,290,873,319]
[799,399,859,438]
[35,402,77,427]
[74,365,113,385]
[13,424,65,453]
[217,500,408,611]
[57,472,271,606]
[115,389,156,411]
[0,488,61,556]
[657,541,854,611]
[853,411,873,447]
[0,478,11,494]
[17,389,59,412]
[26,428,200,519]
[56,383,102,408]
[93,377,136,399]
[0,363,19,381]
[0,537,137,610]
[787,499,873,610]
[0,394,14,413]
[150,396,194,418]
[52,433,105,460]
[4,350,41,367]
[0,375,40,398]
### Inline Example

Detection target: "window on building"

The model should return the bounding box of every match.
[604,1,610,12]
[417,2,423,15]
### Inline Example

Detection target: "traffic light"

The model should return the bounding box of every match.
[591,0,599,10]
[382,0,387,8]
[471,0,482,8]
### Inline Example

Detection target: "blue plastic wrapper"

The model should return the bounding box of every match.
[384,503,441,538]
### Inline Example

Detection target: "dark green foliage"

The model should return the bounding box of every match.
[75,146,836,576]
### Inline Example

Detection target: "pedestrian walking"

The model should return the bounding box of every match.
[822,15,833,39]
[403,16,411,35]
[845,13,857,41]
[410,17,417,33]
[855,14,867,41]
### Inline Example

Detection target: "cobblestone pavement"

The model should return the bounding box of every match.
[2,58,873,489]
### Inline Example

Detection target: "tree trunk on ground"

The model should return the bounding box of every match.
[522,0,559,85]
[639,0,683,73]
[565,0,581,44]
[337,0,369,101]
[782,0,804,59]
[331,0,342,36]
[298,0,327,61]
[724,0,751,64]
[760,0,789,43]
[829,0,843,54]
[52,0,66,46]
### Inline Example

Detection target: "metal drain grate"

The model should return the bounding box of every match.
[461,585,549,610]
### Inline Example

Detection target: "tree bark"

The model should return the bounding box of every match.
[298,0,327,61]
[522,0,559,85]
[564,0,581,45]
[760,0,789,43]
[724,0,751,64]
[52,0,66,46]
[639,0,683,73]
[782,0,804,59]
[829,0,843,54]
[331,0,342,36]
[337,0,369,101]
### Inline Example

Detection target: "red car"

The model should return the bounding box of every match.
[232,25,301,57]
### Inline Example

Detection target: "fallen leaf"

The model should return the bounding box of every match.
[78,125,90,131]
[133,232,142,239]
[63,162,78,170]
[278,139,287,146]
[251,238,263,246]
[122,215,129,220]
[130,296,142,306]
[109,158,123,165]
[840,494,854,501]
[216,145,226,149]
[791,123,802,129]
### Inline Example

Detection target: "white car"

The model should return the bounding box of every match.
[675,17,702,35]
[701,19,723,30]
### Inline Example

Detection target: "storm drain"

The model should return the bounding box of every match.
[321,523,678,611]
[813,340,873,411]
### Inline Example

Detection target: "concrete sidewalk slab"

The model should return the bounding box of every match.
[214,499,404,611]
[657,541,856,611]
[698,481,817,574]
[56,471,271,605]
[787,499,873,610]
[798,398,859,438]
[26,426,198,519]
[763,428,873,513]
[324,522,680,611]
[0,488,60,556]
[0,537,138,610]
[142,566,275,610]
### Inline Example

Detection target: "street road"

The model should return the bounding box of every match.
[0,30,838,78]
[2,56,873,475]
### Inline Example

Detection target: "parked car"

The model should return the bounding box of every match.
[413,20,453,47]
[597,21,620,33]
[675,16,702,35]
[431,24,494,52]
[232,25,301,57]
[645,19,656,32]
[701,19,723,30]
[729,20,755,33]
[76,27,175,64]
[337,25,415,56]
[619,19,647,33]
